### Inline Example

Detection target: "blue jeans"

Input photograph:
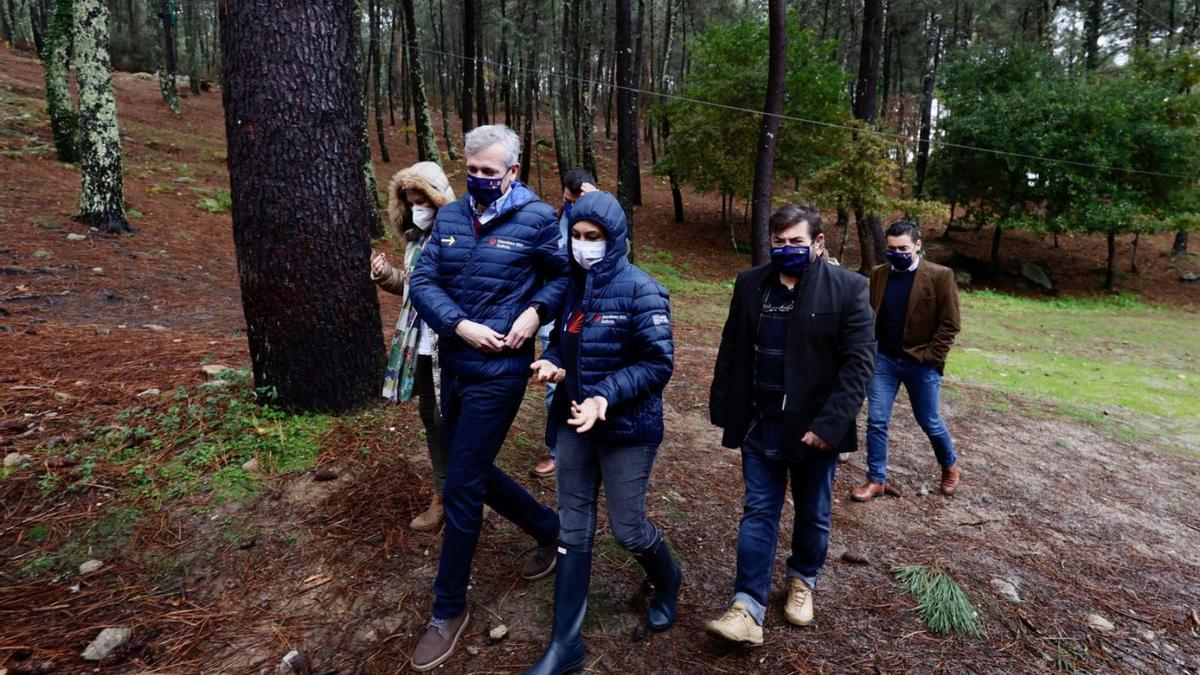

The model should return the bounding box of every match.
[554,427,661,554]
[865,352,957,485]
[538,323,558,458]
[432,374,559,619]
[732,444,837,626]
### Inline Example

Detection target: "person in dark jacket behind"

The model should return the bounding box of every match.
[705,204,876,645]
[851,220,962,502]
[523,191,679,675]
[407,124,568,672]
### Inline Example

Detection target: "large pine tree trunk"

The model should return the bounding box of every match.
[750,0,786,266]
[401,0,439,164]
[219,0,384,413]
[157,0,180,114]
[42,0,78,163]
[616,0,642,229]
[73,0,129,234]
[852,0,886,273]
[1084,0,1102,71]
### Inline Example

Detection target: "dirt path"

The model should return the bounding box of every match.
[2,50,1199,673]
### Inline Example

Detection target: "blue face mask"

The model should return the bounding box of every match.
[886,251,914,271]
[467,171,509,206]
[770,245,811,277]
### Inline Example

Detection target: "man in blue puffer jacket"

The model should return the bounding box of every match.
[523,191,680,675]
[407,125,568,673]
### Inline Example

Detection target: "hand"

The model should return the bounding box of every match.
[802,431,833,452]
[567,396,608,433]
[455,320,506,353]
[530,359,566,383]
[503,306,541,349]
[579,182,598,194]
[370,250,389,277]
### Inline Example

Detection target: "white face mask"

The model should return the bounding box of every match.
[572,240,607,270]
[411,205,435,231]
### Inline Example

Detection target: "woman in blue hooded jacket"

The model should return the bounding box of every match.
[524,191,680,675]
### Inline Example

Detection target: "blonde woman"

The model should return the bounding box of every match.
[370,161,455,530]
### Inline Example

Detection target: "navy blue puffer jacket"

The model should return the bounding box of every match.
[543,191,674,445]
[409,180,568,382]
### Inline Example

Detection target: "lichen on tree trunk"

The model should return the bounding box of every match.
[72,0,130,234]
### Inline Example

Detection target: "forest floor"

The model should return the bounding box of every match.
[2,49,1199,674]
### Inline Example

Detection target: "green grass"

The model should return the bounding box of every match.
[637,248,734,298]
[196,188,232,214]
[949,290,1200,452]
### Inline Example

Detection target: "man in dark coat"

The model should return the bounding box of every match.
[705,204,876,645]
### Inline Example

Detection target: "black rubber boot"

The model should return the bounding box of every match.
[634,536,682,631]
[523,548,591,675]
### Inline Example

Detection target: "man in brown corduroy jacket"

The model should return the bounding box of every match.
[852,220,962,502]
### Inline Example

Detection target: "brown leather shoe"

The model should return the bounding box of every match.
[940,465,960,496]
[531,457,556,479]
[411,608,470,672]
[520,543,557,580]
[851,481,886,502]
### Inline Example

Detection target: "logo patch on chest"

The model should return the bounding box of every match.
[594,313,628,325]
[487,237,526,251]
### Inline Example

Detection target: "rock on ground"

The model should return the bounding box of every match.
[81,626,132,661]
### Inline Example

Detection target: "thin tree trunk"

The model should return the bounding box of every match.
[73,0,129,233]
[913,9,941,200]
[186,0,201,94]
[387,0,397,126]
[853,0,886,273]
[158,0,179,114]
[461,0,474,134]
[401,0,439,164]
[473,0,486,127]
[1130,232,1140,273]
[617,0,643,226]
[369,0,390,162]
[990,225,1003,277]
[1084,0,1102,71]
[433,0,458,159]
[219,0,383,413]
[750,0,786,265]
[356,0,382,236]
[519,0,538,184]
[1104,231,1116,289]
[42,0,77,163]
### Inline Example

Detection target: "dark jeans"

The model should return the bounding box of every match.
[554,427,661,554]
[432,374,559,620]
[414,355,447,491]
[733,444,837,626]
[866,352,957,485]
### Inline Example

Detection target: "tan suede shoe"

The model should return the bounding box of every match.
[705,601,763,645]
[783,578,814,626]
[940,465,960,496]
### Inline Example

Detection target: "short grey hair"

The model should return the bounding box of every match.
[464,124,521,167]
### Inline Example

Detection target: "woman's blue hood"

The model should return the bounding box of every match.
[566,191,628,274]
